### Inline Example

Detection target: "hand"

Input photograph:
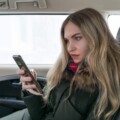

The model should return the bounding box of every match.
[17,69,42,96]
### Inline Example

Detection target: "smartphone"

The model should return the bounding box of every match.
[13,55,43,93]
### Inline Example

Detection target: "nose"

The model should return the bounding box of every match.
[67,41,76,52]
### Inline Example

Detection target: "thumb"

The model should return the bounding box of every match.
[30,69,37,80]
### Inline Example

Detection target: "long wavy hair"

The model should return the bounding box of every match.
[45,8,120,120]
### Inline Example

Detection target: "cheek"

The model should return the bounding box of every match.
[77,41,89,54]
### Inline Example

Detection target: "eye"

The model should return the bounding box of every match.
[75,36,82,41]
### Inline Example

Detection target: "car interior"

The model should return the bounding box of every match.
[0,74,46,117]
[0,0,119,119]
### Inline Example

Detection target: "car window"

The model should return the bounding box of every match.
[108,15,120,41]
[0,14,67,65]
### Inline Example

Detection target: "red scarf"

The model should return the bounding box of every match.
[68,59,79,73]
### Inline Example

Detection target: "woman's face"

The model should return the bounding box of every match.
[64,21,89,63]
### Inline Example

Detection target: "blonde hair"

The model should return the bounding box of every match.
[45,8,120,120]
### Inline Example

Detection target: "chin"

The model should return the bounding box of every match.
[73,60,81,64]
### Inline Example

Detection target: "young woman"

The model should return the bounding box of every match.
[1,8,120,120]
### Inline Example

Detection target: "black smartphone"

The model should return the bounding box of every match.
[13,55,43,93]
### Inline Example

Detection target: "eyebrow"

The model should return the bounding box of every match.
[64,33,81,40]
[71,33,81,38]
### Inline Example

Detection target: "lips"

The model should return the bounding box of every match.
[70,54,80,64]
[70,54,79,57]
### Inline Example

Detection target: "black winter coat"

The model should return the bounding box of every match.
[23,78,99,120]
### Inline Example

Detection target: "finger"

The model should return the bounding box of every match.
[27,89,43,96]
[17,69,25,75]
[30,69,37,80]
[20,76,32,82]
[22,84,42,96]
[22,84,36,90]
[21,81,26,90]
